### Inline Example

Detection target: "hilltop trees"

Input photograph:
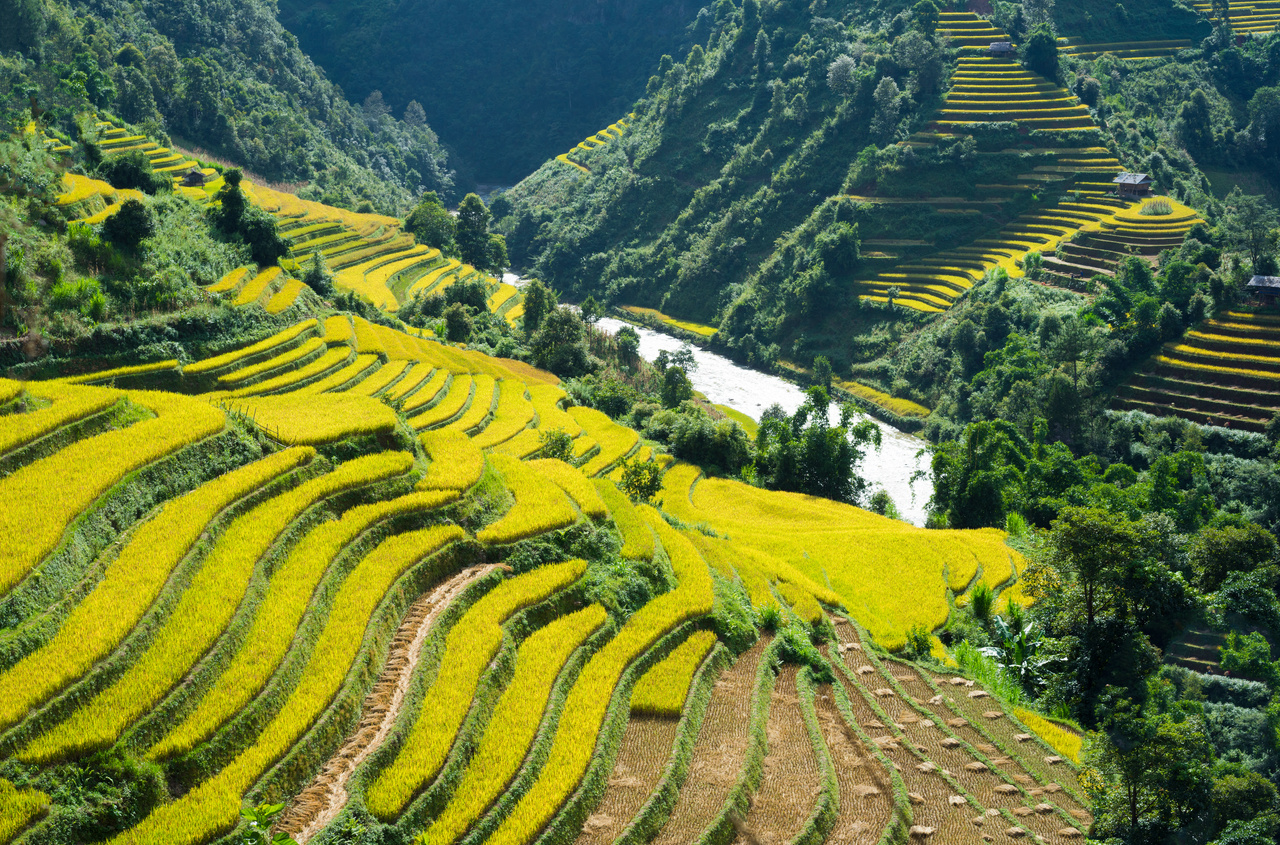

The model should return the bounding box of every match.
[756,387,881,504]
[405,191,456,254]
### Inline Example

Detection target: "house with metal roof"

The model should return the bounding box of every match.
[1113,172,1153,197]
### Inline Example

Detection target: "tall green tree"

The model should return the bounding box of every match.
[757,387,881,504]
[1223,188,1279,269]
[1022,24,1059,81]
[405,191,456,254]
[455,193,492,271]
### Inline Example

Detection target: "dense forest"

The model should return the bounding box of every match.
[276,0,702,183]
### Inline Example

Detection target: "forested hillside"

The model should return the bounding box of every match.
[0,0,455,212]
[276,0,701,182]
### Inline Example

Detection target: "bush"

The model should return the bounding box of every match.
[97,150,169,194]
[102,198,155,251]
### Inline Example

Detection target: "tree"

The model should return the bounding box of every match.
[756,387,882,504]
[1223,188,1280,269]
[812,355,833,393]
[1052,316,1094,390]
[0,0,45,54]
[872,76,901,137]
[1022,24,1059,81]
[913,0,940,35]
[1176,89,1215,154]
[661,366,694,409]
[443,302,473,342]
[1248,86,1280,156]
[1046,507,1150,632]
[620,459,664,504]
[580,294,603,324]
[455,193,492,271]
[522,279,554,333]
[404,100,427,127]
[240,206,289,265]
[103,198,155,251]
[827,55,856,96]
[1188,523,1277,591]
[487,233,508,274]
[538,428,574,461]
[405,191,456,254]
[616,325,640,363]
[816,222,860,275]
[211,168,247,235]
[301,253,334,297]
[531,307,592,376]
[929,420,1029,528]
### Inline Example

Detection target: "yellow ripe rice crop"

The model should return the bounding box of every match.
[408,259,463,297]
[383,364,436,403]
[1012,707,1083,764]
[0,448,315,736]
[63,360,179,385]
[471,380,535,447]
[0,779,48,842]
[593,479,655,560]
[0,381,122,455]
[0,378,22,405]
[227,347,352,397]
[103,524,464,845]
[478,453,580,544]
[353,315,388,357]
[334,252,413,311]
[231,267,283,306]
[400,369,450,413]
[570,406,639,476]
[348,360,411,396]
[19,451,415,763]
[0,389,225,596]
[323,314,355,345]
[529,459,609,519]
[222,393,398,444]
[366,559,589,820]
[265,279,307,314]
[364,247,438,291]
[1168,343,1280,367]
[184,320,317,375]
[481,508,713,845]
[528,383,581,436]
[776,580,823,623]
[420,605,609,845]
[488,283,519,313]
[56,172,116,206]
[832,378,930,418]
[216,337,326,385]
[409,375,475,429]
[206,266,250,293]
[150,488,457,759]
[606,446,653,483]
[294,354,381,394]
[491,427,544,459]
[630,630,717,716]
[451,374,498,433]
[417,428,485,491]
[661,464,1020,650]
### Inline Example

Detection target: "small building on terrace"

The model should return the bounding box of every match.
[1247,275,1280,304]
[1113,172,1153,197]
[989,41,1015,56]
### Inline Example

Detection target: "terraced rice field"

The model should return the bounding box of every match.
[1190,0,1280,32]
[0,300,1073,844]
[1116,309,1280,431]
[855,12,1150,310]
[557,114,636,173]
[1038,198,1202,288]
[1057,38,1193,61]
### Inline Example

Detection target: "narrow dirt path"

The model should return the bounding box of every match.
[730,665,821,845]
[277,563,499,841]
[574,716,680,845]
[650,638,768,845]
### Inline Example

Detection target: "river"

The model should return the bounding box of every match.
[594,317,933,525]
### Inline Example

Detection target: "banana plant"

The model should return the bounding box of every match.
[980,607,1060,694]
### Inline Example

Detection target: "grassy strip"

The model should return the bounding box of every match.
[452,375,498,433]
[0,391,225,597]
[479,510,715,845]
[149,489,459,759]
[102,526,466,845]
[0,448,315,737]
[792,668,840,845]
[61,360,179,385]
[613,643,731,845]
[348,360,411,397]
[365,560,590,819]
[529,459,609,519]
[18,452,415,763]
[399,370,449,412]
[477,454,579,544]
[227,347,354,398]
[409,375,474,429]
[291,354,381,395]
[631,631,718,716]
[216,337,326,386]
[232,268,283,307]
[418,429,485,492]
[418,605,610,844]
